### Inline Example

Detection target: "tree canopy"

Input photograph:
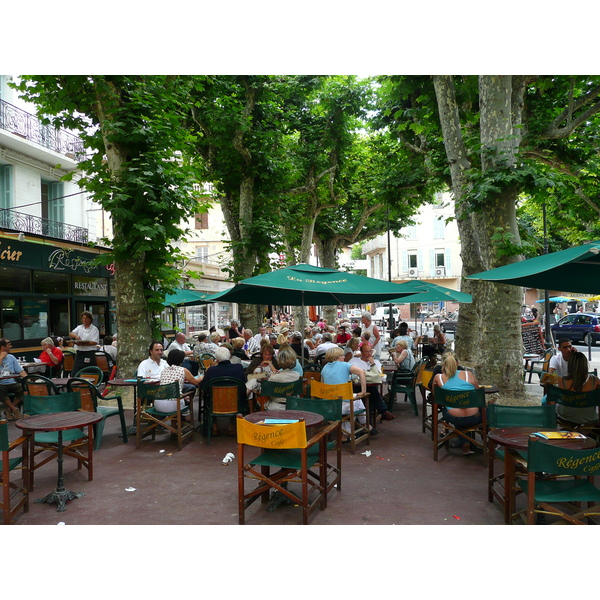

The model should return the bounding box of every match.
[13,75,206,375]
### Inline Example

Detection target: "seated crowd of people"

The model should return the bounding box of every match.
[138,312,425,435]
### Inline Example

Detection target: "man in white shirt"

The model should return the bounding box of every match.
[251,326,268,348]
[166,332,199,375]
[548,339,576,378]
[69,310,100,374]
[314,333,339,360]
[137,341,168,379]
[243,329,260,354]
[349,342,395,422]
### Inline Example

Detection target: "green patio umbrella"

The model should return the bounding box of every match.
[466,240,600,295]
[383,279,472,335]
[384,280,473,305]
[203,263,425,306]
[202,264,426,360]
[164,288,213,306]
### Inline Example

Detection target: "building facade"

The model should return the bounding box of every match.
[362,193,463,318]
[0,75,115,353]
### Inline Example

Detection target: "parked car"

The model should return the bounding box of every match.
[440,312,458,333]
[550,312,600,346]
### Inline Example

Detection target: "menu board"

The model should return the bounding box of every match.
[522,322,545,355]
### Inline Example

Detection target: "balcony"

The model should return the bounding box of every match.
[0,208,88,244]
[0,99,85,160]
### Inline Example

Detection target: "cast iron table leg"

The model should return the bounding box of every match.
[35,430,85,512]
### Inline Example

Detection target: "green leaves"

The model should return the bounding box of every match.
[15,75,204,315]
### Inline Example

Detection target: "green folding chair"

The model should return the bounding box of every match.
[487,403,557,521]
[518,438,600,524]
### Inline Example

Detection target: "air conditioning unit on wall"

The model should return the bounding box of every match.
[435,266,446,276]
[408,267,418,277]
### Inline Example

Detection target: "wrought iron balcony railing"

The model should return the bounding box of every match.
[0,98,85,160]
[0,208,88,244]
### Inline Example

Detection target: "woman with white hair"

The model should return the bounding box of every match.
[321,346,369,442]
[391,338,415,372]
[263,345,301,410]
[360,311,382,360]
[39,336,63,377]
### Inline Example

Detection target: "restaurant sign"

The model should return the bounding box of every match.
[0,236,113,277]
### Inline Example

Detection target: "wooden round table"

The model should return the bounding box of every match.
[16,411,103,512]
[488,426,596,523]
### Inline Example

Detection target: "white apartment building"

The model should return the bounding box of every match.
[362,192,463,317]
[168,192,235,333]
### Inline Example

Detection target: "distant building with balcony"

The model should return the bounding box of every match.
[165,189,236,333]
[361,192,463,319]
[0,75,115,351]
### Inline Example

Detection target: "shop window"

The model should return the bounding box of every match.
[0,267,31,293]
[48,298,70,338]
[34,271,70,294]
[1,298,21,340]
[23,299,48,340]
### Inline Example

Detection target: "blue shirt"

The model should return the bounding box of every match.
[442,370,475,391]
[0,354,22,385]
[321,361,352,385]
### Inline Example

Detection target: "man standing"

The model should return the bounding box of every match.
[548,339,576,377]
[137,341,168,379]
[166,332,199,376]
[360,311,382,360]
[69,310,100,374]
[0,338,27,420]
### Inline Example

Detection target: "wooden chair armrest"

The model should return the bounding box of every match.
[9,434,29,450]
[306,421,340,446]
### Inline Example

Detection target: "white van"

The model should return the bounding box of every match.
[373,306,399,326]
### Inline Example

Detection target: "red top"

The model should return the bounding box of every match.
[38,346,64,366]
[335,332,352,344]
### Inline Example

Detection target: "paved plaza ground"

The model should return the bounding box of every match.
[4,375,550,528]
[5,336,598,528]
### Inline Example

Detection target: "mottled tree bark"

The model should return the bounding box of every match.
[475,76,524,395]
[314,237,339,324]
[432,76,482,364]
[433,75,526,397]
[95,84,151,377]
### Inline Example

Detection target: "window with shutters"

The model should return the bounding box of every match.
[195,213,209,229]
[408,251,418,269]
[196,246,209,262]
[0,164,12,209]
[433,217,445,239]
[435,249,445,267]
